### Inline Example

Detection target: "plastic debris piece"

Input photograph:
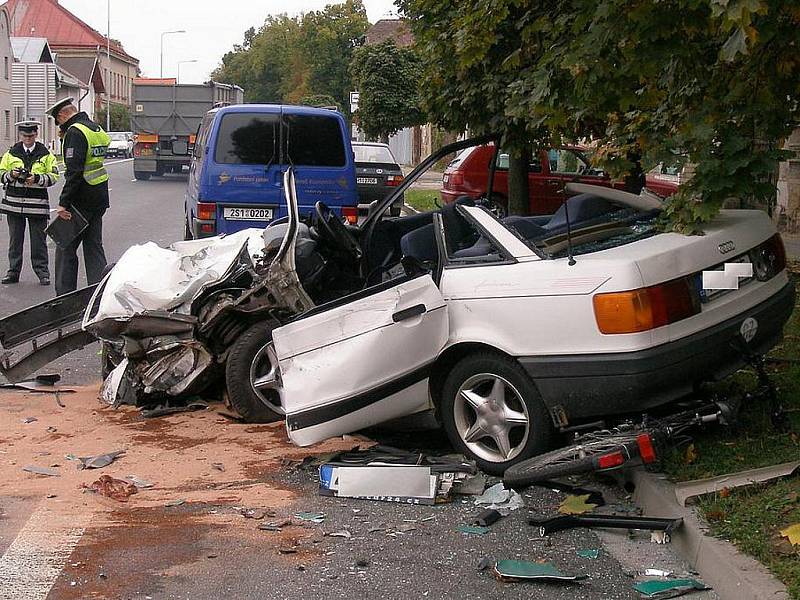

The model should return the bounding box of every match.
[780,523,800,546]
[165,498,186,507]
[474,482,524,515]
[22,417,38,424]
[212,463,225,472]
[456,525,490,535]
[674,461,800,506]
[493,560,586,582]
[83,475,137,502]
[452,472,487,496]
[396,523,416,533]
[294,511,326,524]
[576,549,600,559]
[644,569,672,577]
[473,508,502,527]
[23,465,60,477]
[559,494,599,515]
[326,530,352,539]
[633,578,708,598]
[67,450,125,470]
[123,475,154,489]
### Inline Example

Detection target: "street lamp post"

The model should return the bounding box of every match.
[177,60,198,84]
[106,0,110,131]
[160,30,186,78]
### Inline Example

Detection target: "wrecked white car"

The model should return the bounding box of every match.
[0,136,794,474]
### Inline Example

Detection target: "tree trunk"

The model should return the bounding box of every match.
[508,148,531,216]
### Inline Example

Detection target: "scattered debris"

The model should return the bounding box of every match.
[451,472,486,495]
[22,417,37,424]
[492,560,586,582]
[82,475,138,502]
[211,462,225,472]
[476,557,493,571]
[66,450,125,470]
[278,546,299,554]
[241,508,268,520]
[531,514,683,541]
[780,523,800,546]
[22,465,60,477]
[396,523,417,533]
[674,460,800,506]
[534,481,606,507]
[633,578,708,598]
[259,518,292,532]
[165,498,186,507]
[456,525,489,536]
[644,569,673,577]
[355,559,369,568]
[473,508,503,527]
[294,511,326,524]
[123,475,154,489]
[558,494,599,515]
[576,549,600,559]
[326,530,352,539]
[1,374,75,393]
[474,482,524,515]
[140,400,209,419]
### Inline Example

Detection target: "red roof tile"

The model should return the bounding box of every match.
[2,0,137,63]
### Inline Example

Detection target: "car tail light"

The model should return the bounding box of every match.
[197,202,216,221]
[386,174,403,187]
[200,223,215,235]
[342,206,358,225]
[597,450,626,470]
[446,172,464,188]
[636,433,658,464]
[750,233,786,281]
[133,142,152,158]
[593,276,700,334]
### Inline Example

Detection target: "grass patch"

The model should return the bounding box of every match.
[698,477,800,599]
[662,266,800,597]
[405,190,441,213]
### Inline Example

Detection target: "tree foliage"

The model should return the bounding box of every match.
[399,0,800,230]
[212,1,368,113]
[96,103,131,132]
[350,41,425,142]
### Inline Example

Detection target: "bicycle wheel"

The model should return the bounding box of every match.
[503,433,640,487]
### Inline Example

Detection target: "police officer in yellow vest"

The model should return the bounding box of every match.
[0,121,59,285]
[45,97,111,295]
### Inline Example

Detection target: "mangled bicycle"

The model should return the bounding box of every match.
[503,346,787,488]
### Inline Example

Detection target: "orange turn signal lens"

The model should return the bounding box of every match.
[593,276,700,334]
[342,206,358,225]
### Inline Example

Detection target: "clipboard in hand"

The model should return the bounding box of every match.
[45,207,88,248]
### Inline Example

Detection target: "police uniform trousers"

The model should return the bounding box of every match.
[6,212,48,279]
[54,208,107,296]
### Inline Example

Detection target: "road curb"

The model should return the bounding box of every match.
[631,469,790,600]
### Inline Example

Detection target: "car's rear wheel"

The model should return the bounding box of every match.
[440,352,553,475]
[225,322,283,423]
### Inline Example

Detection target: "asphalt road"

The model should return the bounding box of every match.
[0,161,716,600]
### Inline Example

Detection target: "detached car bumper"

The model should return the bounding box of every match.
[520,279,795,422]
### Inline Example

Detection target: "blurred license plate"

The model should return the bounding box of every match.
[357,177,378,184]
[223,207,273,221]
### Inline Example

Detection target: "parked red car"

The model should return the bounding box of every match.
[441,144,679,215]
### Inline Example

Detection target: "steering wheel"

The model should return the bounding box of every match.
[314,201,362,262]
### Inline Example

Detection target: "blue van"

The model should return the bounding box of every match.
[185,105,358,238]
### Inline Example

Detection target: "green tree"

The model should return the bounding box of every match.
[96,103,131,131]
[350,41,425,143]
[399,0,800,228]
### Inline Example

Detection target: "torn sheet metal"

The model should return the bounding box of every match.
[674,460,800,506]
[83,228,264,332]
[633,578,709,598]
[66,450,125,470]
[138,342,213,396]
[474,482,525,515]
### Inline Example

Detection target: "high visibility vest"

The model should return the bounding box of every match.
[69,123,110,185]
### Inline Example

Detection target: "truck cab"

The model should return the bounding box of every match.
[184,104,358,239]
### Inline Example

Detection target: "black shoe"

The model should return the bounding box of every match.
[1,275,18,284]
[39,277,50,286]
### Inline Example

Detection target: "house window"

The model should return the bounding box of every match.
[4,111,10,140]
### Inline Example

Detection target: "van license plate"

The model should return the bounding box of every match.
[357,177,378,184]
[223,207,273,221]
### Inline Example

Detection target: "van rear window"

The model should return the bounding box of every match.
[214,113,278,165]
[284,114,345,167]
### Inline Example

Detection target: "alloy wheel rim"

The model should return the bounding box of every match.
[453,372,530,463]
[249,342,284,415]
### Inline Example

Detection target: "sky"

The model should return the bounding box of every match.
[59,0,400,84]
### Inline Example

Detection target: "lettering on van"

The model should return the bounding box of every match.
[232,175,269,184]
[295,177,350,189]
[218,172,231,184]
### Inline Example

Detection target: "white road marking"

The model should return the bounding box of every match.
[0,506,91,600]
